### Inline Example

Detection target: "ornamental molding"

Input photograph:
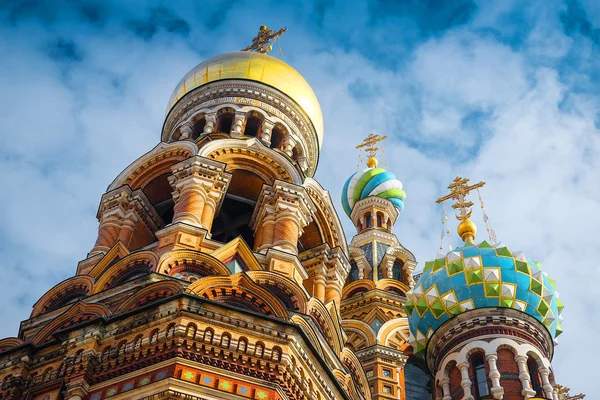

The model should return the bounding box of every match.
[162,80,319,176]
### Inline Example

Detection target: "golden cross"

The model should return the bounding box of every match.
[241,25,287,54]
[356,133,387,158]
[436,177,486,220]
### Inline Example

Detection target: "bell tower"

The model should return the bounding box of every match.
[340,135,429,400]
[0,27,368,400]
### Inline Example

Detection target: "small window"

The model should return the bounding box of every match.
[383,385,392,394]
[365,213,373,228]
[383,368,392,377]
[527,357,543,396]
[473,354,490,397]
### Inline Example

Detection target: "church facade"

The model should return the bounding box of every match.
[0,31,563,400]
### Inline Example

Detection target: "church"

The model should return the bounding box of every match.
[0,27,563,400]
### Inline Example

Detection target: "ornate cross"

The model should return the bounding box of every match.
[356,133,387,158]
[436,177,486,220]
[241,25,287,54]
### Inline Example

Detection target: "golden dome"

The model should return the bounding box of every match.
[166,51,324,147]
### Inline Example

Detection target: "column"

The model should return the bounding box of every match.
[539,367,554,399]
[313,265,327,302]
[283,136,296,157]
[251,181,313,255]
[457,362,474,400]
[178,122,193,140]
[230,111,246,137]
[440,378,452,400]
[90,187,161,255]
[169,156,231,229]
[486,354,504,399]
[204,113,217,134]
[261,120,274,146]
[515,355,536,399]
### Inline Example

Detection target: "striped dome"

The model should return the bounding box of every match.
[341,167,406,217]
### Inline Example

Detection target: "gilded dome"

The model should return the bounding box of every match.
[166,51,324,147]
[341,167,406,217]
[405,241,563,356]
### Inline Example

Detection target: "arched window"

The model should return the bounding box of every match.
[270,125,285,150]
[185,323,197,339]
[244,112,263,137]
[348,261,359,282]
[133,335,143,351]
[404,357,433,400]
[527,356,543,396]
[377,213,383,227]
[393,259,404,281]
[216,109,235,134]
[272,346,282,362]
[166,323,176,339]
[365,213,373,229]
[472,353,490,398]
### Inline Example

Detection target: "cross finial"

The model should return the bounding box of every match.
[242,25,287,54]
[436,177,486,243]
[356,133,387,168]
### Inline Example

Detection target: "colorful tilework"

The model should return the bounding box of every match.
[406,241,563,356]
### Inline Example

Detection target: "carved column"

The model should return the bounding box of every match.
[440,378,452,400]
[283,136,296,157]
[312,265,327,302]
[169,156,231,230]
[457,362,474,400]
[204,113,217,134]
[539,367,554,399]
[90,187,162,256]
[251,180,313,254]
[178,122,193,140]
[230,111,246,137]
[486,354,504,399]
[515,355,536,399]
[261,120,274,146]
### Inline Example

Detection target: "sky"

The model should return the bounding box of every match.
[0,0,596,395]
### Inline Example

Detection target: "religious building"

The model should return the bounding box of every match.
[0,26,564,400]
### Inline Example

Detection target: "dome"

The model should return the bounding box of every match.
[166,51,324,147]
[341,167,406,217]
[405,240,563,356]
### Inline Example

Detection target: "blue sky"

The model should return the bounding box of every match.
[0,0,598,395]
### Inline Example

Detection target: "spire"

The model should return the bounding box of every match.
[435,177,485,244]
[355,133,387,168]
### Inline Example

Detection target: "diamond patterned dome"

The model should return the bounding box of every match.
[405,240,563,356]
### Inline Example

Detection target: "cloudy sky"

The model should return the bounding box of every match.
[0,0,597,395]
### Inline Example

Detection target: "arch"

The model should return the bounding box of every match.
[342,320,376,348]
[220,332,231,349]
[290,314,325,357]
[157,249,231,278]
[149,328,159,344]
[0,338,24,353]
[270,123,287,151]
[190,113,207,140]
[254,341,265,357]
[202,327,214,344]
[237,336,248,353]
[115,280,183,314]
[375,278,410,296]
[243,111,264,137]
[271,345,282,362]
[32,302,110,345]
[307,297,343,354]
[186,274,288,318]
[31,275,94,317]
[199,138,302,185]
[377,318,409,347]
[341,347,370,399]
[91,251,158,293]
[246,270,310,313]
[108,141,198,191]
[342,280,375,300]
[215,107,235,134]
[303,178,349,252]
[166,323,176,339]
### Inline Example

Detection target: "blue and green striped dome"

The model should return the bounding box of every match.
[405,240,563,356]
[341,167,406,217]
